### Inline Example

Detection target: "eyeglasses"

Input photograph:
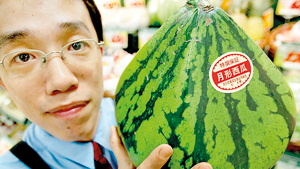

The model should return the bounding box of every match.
[0,39,104,77]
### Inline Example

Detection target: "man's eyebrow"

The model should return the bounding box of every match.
[0,22,90,50]
[59,21,90,34]
[0,30,30,49]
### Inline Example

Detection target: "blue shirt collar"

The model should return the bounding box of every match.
[23,98,117,169]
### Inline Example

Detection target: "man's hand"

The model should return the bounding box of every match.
[110,126,213,169]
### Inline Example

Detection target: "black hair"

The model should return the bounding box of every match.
[82,0,103,42]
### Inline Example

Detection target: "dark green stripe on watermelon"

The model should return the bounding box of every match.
[115,0,296,168]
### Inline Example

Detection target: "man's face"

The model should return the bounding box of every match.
[0,0,104,141]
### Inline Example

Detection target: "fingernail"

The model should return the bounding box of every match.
[199,167,211,169]
[198,163,213,169]
[159,147,173,158]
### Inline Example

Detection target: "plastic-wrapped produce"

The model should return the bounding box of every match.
[95,0,121,29]
[147,0,186,25]
[95,0,149,33]
[117,6,149,33]
[276,0,300,19]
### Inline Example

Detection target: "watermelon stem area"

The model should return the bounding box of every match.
[186,0,214,12]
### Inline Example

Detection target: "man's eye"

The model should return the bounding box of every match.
[13,53,34,63]
[70,41,87,51]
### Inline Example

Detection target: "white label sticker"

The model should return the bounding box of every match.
[104,30,128,49]
[209,52,253,93]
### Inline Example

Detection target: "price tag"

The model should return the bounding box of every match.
[276,0,300,19]
[274,42,300,70]
[104,29,128,49]
[123,0,146,8]
[95,0,120,10]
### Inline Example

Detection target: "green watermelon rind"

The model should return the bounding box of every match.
[115,3,296,169]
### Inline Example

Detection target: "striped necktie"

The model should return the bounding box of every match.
[92,141,113,169]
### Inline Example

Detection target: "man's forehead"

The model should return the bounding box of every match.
[0,0,94,50]
[0,0,90,31]
[0,0,83,13]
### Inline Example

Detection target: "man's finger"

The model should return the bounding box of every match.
[110,126,134,169]
[191,162,213,169]
[137,144,173,169]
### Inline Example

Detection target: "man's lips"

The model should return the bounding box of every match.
[46,101,89,119]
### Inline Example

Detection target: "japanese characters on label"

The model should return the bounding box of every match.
[209,52,253,93]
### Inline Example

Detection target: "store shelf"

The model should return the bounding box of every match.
[0,108,26,125]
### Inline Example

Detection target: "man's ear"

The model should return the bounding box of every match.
[100,45,104,54]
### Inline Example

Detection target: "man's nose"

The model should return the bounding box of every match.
[44,54,78,95]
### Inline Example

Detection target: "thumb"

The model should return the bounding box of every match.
[137,144,173,169]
